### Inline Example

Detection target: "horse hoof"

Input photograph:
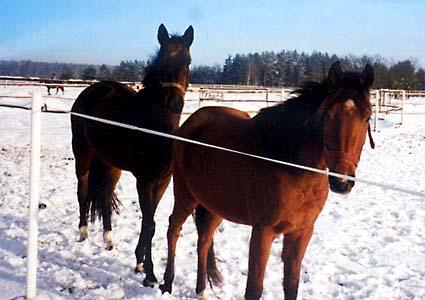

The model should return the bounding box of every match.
[143,278,155,288]
[207,268,224,286]
[135,264,145,274]
[196,287,205,296]
[103,231,114,250]
[159,283,172,294]
[78,226,88,242]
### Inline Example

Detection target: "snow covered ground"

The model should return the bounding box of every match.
[0,86,424,299]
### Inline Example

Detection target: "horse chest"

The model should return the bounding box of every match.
[270,175,329,233]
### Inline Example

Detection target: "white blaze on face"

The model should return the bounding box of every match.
[345,99,356,111]
[169,51,179,59]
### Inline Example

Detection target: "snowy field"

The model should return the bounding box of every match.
[0,86,424,299]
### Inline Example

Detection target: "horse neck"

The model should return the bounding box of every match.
[254,106,326,172]
[142,61,187,90]
[296,128,326,170]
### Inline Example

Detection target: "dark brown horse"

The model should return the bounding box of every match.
[46,83,65,95]
[160,62,375,299]
[70,24,200,286]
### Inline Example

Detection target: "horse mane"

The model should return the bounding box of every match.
[252,81,325,162]
[253,73,370,162]
[142,34,192,88]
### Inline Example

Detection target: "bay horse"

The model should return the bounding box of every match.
[71,24,215,287]
[160,62,375,299]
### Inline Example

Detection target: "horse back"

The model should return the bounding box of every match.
[71,81,136,115]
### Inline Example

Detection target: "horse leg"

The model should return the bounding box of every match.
[88,158,121,250]
[134,174,170,286]
[144,174,171,276]
[282,226,314,300]
[159,199,196,294]
[195,208,222,295]
[100,166,121,250]
[160,172,197,294]
[76,163,90,241]
[245,226,276,300]
[72,135,92,242]
[194,206,224,288]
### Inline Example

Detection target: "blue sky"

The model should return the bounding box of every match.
[0,0,424,67]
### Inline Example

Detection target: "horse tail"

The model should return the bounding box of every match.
[87,158,122,223]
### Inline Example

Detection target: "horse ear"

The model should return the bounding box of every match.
[158,24,169,46]
[182,25,194,47]
[328,61,343,85]
[362,64,374,88]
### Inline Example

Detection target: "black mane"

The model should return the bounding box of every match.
[253,81,327,162]
[253,73,371,162]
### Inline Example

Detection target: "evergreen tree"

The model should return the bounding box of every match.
[97,64,112,80]
[414,68,425,90]
[112,60,145,82]
[59,65,75,80]
[389,60,416,89]
[80,66,97,80]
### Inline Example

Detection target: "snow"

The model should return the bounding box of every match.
[0,85,424,299]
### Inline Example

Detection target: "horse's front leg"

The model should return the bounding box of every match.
[282,226,314,300]
[245,226,276,300]
[135,174,170,287]
[159,199,196,294]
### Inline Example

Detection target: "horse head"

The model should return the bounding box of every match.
[157,24,193,89]
[319,61,374,194]
[142,24,194,114]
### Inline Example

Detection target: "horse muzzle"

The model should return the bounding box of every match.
[329,175,355,194]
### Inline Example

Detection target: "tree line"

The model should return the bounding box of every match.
[190,51,425,90]
[0,60,146,82]
[1,50,424,89]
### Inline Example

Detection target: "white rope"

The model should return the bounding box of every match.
[69,111,425,199]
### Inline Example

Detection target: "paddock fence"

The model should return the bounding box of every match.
[0,82,424,299]
[1,76,425,130]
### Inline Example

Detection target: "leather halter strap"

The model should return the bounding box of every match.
[323,147,360,167]
[161,82,186,95]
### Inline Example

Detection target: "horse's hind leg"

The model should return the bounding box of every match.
[194,206,223,295]
[135,173,171,286]
[101,167,121,250]
[282,226,314,300]
[195,206,224,287]
[88,158,121,250]
[72,135,93,241]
